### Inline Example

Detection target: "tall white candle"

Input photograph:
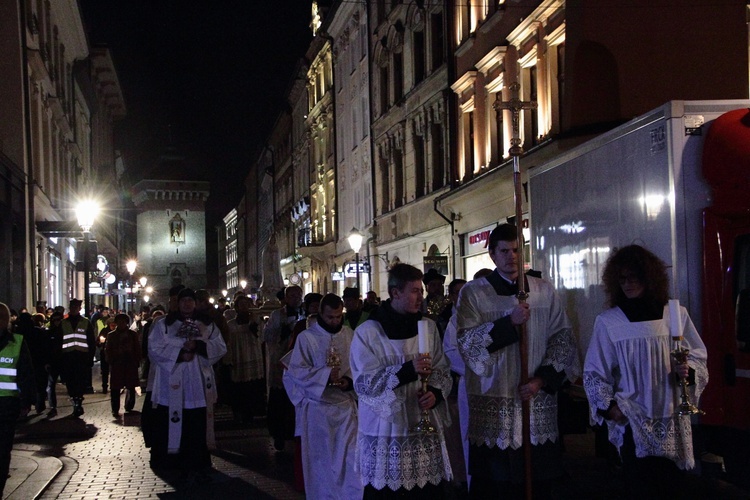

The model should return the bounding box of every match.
[669,299,681,340]
[418,319,429,353]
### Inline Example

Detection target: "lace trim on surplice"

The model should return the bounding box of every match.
[457,322,495,377]
[426,365,453,398]
[467,392,559,449]
[358,433,449,491]
[629,416,695,470]
[541,327,575,373]
[355,365,402,419]
[691,359,709,401]
[582,373,614,423]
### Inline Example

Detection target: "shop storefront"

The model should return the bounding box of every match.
[462,223,497,279]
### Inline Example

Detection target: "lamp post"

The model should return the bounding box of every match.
[126,260,137,314]
[240,279,247,291]
[76,200,99,317]
[348,227,363,293]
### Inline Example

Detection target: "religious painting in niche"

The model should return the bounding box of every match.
[170,213,186,243]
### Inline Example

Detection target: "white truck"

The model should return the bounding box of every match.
[528,100,750,484]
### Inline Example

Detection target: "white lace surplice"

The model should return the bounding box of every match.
[455,276,577,450]
[350,318,453,491]
[226,319,264,382]
[583,305,708,470]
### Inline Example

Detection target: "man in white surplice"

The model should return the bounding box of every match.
[455,224,577,498]
[351,263,453,497]
[283,293,362,499]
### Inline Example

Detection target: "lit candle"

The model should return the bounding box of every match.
[418,319,429,354]
[669,299,681,340]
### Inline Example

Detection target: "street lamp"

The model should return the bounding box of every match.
[126,260,137,314]
[76,200,99,316]
[240,279,247,290]
[348,227,363,293]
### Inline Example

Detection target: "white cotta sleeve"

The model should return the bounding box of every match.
[541,285,579,379]
[443,316,465,377]
[148,320,184,368]
[680,307,709,402]
[286,333,330,403]
[455,286,497,377]
[427,320,453,399]
[583,315,617,425]
[457,322,495,377]
[203,322,227,365]
[350,327,403,419]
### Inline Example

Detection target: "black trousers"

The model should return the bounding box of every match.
[150,404,211,472]
[100,356,109,390]
[468,441,563,500]
[267,387,294,441]
[231,378,266,420]
[0,398,20,494]
[60,354,91,399]
[111,387,135,413]
[620,426,710,500]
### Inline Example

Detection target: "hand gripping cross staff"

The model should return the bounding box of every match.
[495,81,537,500]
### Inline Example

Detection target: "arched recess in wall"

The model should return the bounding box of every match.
[171,269,182,287]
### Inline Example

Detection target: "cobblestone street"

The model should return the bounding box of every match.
[7,369,303,499]
[6,369,748,499]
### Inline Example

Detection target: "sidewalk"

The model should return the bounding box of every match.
[5,369,303,500]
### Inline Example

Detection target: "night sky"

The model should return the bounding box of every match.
[79,1,314,218]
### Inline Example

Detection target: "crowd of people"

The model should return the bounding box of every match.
[0,223,715,498]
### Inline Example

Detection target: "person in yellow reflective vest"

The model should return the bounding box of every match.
[59,298,95,417]
[0,302,34,495]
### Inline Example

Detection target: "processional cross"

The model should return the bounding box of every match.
[495,82,537,157]
[495,81,537,500]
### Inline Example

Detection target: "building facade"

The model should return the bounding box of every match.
[329,0,375,295]
[223,0,749,303]
[132,177,210,298]
[0,0,127,313]
[368,0,454,296]
[439,0,750,283]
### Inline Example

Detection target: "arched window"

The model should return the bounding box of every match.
[171,269,183,287]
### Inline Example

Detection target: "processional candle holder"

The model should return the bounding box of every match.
[412,353,436,434]
[668,300,703,417]
[412,320,436,434]
[670,342,703,416]
[326,339,343,387]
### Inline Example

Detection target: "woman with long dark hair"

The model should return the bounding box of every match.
[584,245,708,498]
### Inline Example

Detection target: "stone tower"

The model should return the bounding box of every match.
[131,152,210,301]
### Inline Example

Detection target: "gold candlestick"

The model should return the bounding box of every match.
[412,353,436,434]
[671,342,703,416]
[326,339,343,387]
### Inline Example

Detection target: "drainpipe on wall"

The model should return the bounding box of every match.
[433,198,456,278]
[19,1,40,307]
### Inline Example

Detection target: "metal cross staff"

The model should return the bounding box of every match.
[495,81,537,500]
